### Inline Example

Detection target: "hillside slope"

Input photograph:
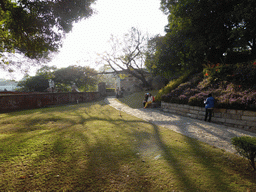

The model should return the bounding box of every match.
[158,62,256,111]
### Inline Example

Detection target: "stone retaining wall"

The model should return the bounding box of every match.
[161,102,256,133]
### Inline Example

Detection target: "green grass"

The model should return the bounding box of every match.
[117,90,159,108]
[0,101,256,191]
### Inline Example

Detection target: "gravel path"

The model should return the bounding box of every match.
[105,97,256,154]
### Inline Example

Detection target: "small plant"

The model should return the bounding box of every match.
[188,92,208,107]
[231,136,256,170]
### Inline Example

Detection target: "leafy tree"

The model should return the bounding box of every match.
[18,65,98,92]
[145,33,196,79]
[0,0,96,65]
[17,74,49,92]
[17,65,57,92]
[157,0,256,71]
[100,27,151,88]
[35,65,57,79]
[53,65,98,92]
[144,35,162,75]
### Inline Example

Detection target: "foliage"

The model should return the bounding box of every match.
[155,0,256,73]
[100,27,151,88]
[188,92,209,107]
[203,61,256,89]
[145,33,199,79]
[35,65,57,79]
[162,79,256,111]
[53,66,98,92]
[155,70,193,102]
[144,35,161,75]
[0,0,96,66]
[144,34,168,77]
[17,74,49,92]
[17,65,98,92]
[17,65,58,92]
[216,89,256,110]
[231,136,256,170]
[160,61,256,111]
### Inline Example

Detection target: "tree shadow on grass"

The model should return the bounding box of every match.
[1,102,256,191]
[72,138,152,191]
[151,121,256,191]
[0,106,154,191]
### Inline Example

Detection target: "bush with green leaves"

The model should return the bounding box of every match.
[231,136,256,171]
[203,61,256,89]
[155,70,193,102]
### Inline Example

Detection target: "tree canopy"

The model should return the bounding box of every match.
[53,65,98,92]
[17,74,49,92]
[0,0,96,64]
[148,0,256,78]
[18,65,98,92]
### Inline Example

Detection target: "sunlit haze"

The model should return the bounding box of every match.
[1,0,168,81]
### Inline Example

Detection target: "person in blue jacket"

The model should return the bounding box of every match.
[204,93,214,122]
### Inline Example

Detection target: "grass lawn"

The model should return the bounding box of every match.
[0,100,256,191]
[117,90,160,109]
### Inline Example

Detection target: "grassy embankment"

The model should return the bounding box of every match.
[0,100,256,191]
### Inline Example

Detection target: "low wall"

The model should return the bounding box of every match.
[161,102,256,133]
[0,92,101,113]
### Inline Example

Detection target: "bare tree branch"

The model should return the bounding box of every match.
[99,27,151,88]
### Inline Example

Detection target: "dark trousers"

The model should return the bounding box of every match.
[205,108,213,122]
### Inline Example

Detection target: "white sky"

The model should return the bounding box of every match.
[1,0,167,81]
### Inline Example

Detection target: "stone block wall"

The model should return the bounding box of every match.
[161,102,256,133]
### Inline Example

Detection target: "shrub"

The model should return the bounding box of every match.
[203,63,234,83]
[231,136,256,171]
[157,61,256,111]
[155,70,192,101]
[188,92,209,107]
[188,96,201,106]
[232,61,256,89]
[203,61,256,90]
[215,88,256,111]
